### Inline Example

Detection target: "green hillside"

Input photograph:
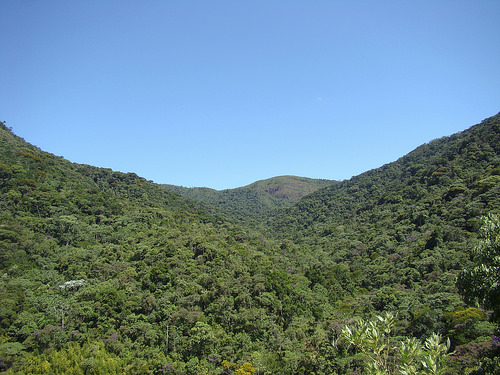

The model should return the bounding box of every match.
[162,176,334,223]
[0,114,499,374]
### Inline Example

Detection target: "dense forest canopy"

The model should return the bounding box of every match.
[0,114,499,374]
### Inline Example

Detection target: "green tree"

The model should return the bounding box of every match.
[456,214,500,320]
[341,312,451,374]
[235,362,255,375]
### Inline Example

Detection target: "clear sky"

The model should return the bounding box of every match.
[1,1,499,190]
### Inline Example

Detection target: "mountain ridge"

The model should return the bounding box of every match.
[161,175,335,222]
[270,113,500,236]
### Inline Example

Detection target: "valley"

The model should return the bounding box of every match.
[0,113,499,374]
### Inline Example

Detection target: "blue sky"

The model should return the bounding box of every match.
[1,1,499,190]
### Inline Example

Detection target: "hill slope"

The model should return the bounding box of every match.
[266,113,500,337]
[162,175,334,223]
[0,122,349,374]
[271,112,500,239]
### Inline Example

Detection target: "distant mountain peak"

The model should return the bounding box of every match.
[162,175,335,222]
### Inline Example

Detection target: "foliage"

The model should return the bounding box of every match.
[341,312,451,374]
[456,214,500,320]
[222,360,255,375]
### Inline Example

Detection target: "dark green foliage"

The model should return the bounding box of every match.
[457,214,500,320]
[0,113,499,373]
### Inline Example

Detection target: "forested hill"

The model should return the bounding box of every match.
[162,176,334,223]
[270,112,500,238]
[0,121,285,372]
[0,121,354,374]
[0,113,499,374]
[0,122,223,223]
[265,113,500,344]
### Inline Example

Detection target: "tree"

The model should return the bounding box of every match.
[235,362,255,375]
[456,214,500,320]
[222,360,255,375]
[341,312,451,374]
